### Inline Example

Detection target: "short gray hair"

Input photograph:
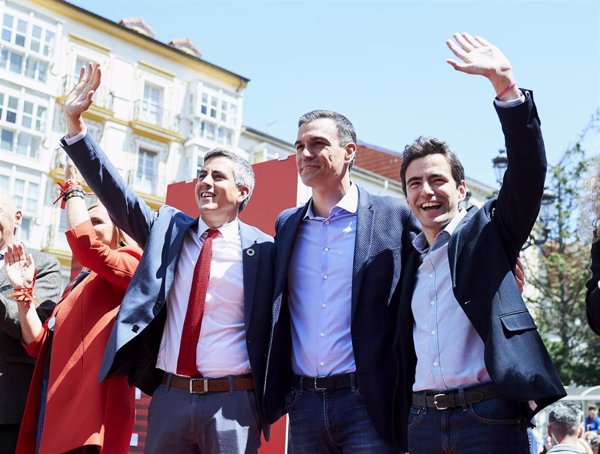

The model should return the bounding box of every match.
[203,148,255,212]
[548,402,583,438]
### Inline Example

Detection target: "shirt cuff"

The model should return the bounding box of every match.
[64,128,87,145]
[494,92,526,108]
[597,280,600,290]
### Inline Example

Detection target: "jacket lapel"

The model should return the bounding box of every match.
[240,221,259,328]
[351,188,374,319]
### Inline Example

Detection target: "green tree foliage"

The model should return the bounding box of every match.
[525,111,600,386]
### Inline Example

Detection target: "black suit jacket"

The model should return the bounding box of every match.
[393,91,566,451]
[263,186,419,444]
[586,239,600,334]
[61,133,276,438]
[0,248,61,424]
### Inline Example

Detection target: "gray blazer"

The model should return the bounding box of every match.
[0,248,61,424]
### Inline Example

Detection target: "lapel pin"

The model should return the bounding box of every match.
[246,248,255,257]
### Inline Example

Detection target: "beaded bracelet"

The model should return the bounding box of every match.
[63,188,86,203]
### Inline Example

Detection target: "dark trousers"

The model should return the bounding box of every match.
[407,395,529,454]
[0,423,19,454]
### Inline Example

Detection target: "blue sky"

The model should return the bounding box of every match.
[69,0,600,187]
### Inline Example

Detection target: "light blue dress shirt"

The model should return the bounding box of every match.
[288,184,358,377]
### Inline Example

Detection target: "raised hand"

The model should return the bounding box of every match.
[64,158,83,183]
[4,243,35,290]
[446,33,518,100]
[63,63,101,135]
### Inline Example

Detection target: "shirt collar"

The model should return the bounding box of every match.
[304,183,359,219]
[197,217,239,241]
[412,208,468,253]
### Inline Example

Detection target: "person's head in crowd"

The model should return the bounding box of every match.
[87,202,135,249]
[0,193,22,250]
[589,435,600,454]
[195,148,254,227]
[589,406,598,419]
[295,110,357,191]
[400,136,467,245]
[548,402,584,447]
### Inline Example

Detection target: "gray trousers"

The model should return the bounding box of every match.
[144,383,261,454]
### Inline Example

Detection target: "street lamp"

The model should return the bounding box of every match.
[491,149,556,249]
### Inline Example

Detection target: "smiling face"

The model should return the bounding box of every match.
[195,156,248,227]
[294,118,355,191]
[405,153,466,245]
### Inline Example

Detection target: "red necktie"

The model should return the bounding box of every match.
[177,228,219,376]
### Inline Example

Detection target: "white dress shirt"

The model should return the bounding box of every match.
[156,217,251,377]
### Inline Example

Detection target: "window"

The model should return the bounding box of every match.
[136,148,157,193]
[141,83,163,125]
[1,12,55,56]
[0,48,47,82]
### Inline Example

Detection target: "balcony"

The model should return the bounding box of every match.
[130,100,183,143]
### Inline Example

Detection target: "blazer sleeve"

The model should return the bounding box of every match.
[587,239,600,335]
[66,220,142,290]
[0,251,61,340]
[60,133,157,247]
[22,324,49,359]
[493,90,547,260]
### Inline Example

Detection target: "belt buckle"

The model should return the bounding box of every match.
[189,378,209,394]
[433,393,449,410]
[313,377,327,391]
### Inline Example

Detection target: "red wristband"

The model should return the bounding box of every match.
[496,82,517,100]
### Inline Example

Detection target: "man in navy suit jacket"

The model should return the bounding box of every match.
[262,104,420,451]
[393,33,565,453]
[60,65,275,454]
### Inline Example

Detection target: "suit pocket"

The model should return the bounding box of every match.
[499,310,537,334]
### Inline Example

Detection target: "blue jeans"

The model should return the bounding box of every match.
[407,395,529,454]
[285,387,397,454]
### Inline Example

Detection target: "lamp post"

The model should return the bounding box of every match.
[491,148,556,249]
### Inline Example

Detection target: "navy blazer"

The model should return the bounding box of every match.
[393,91,566,451]
[262,186,419,444]
[61,134,275,437]
[586,239,600,334]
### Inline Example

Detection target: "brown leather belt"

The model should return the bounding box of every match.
[162,373,253,394]
[412,384,504,410]
[293,373,357,391]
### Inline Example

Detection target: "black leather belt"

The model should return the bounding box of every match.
[293,373,357,391]
[162,373,253,394]
[412,384,504,410]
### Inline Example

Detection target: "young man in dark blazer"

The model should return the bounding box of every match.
[262,106,420,450]
[393,33,565,453]
[0,193,61,454]
[61,65,275,454]
[586,234,600,334]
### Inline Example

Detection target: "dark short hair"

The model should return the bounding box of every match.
[298,110,357,146]
[400,136,465,196]
[548,402,583,439]
[202,148,255,212]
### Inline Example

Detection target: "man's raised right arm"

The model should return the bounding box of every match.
[61,63,155,246]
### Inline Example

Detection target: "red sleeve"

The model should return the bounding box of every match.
[21,327,48,358]
[66,220,142,289]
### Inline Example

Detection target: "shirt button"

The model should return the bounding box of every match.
[433,361,439,367]
[321,304,327,309]
[430,300,435,305]
[323,247,329,252]
[323,274,328,280]
[429,273,433,278]
[431,330,436,336]
[324,220,330,225]
[320,332,325,337]
[320,361,325,366]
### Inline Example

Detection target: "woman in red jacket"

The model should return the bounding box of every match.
[5,161,142,454]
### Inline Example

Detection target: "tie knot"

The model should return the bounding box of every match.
[205,228,219,239]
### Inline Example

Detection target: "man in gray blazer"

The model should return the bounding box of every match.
[0,193,61,454]
[61,65,275,454]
